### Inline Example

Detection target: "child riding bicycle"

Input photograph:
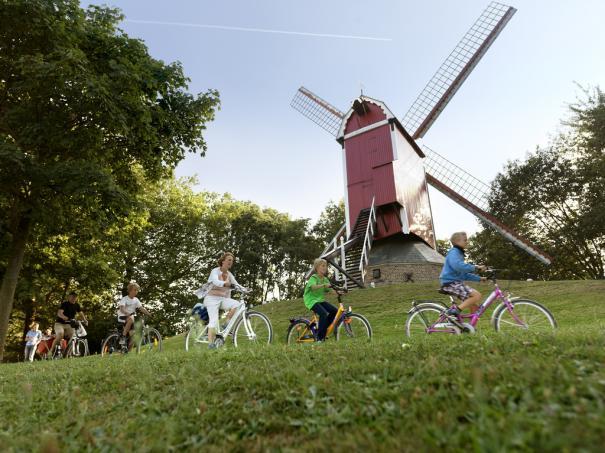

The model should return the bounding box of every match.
[440,232,487,319]
[118,281,151,348]
[303,258,339,342]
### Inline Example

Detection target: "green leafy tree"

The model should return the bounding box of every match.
[0,0,219,359]
[312,199,345,245]
[435,239,450,257]
[469,87,605,280]
[112,181,321,337]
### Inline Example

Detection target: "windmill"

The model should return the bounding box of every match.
[291,2,552,288]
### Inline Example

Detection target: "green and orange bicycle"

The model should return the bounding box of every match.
[286,283,372,344]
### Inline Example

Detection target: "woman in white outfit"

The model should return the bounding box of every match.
[204,252,242,349]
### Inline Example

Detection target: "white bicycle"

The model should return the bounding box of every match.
[185,284,273,351]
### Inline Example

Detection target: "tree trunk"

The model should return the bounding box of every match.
[22,297,36,347]
[0,214,32,362]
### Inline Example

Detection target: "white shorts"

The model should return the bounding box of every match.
[203,295,242,329]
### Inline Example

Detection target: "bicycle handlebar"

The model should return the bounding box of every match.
[329,282,348,294]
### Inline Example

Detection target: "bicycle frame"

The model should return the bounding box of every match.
[427,282,526,333]
[293,290,351,342]
[56,321,87,358]
[189,288,255,345]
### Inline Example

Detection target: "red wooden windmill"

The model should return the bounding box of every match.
[291,2,552,288]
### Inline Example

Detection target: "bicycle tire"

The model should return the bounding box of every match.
[286,319,316,345]
[405,304,461,337]
[335,313,372,342]
[233,310,273,349]
[101,333,123,356]
[66,339,89,358]
[185,321,209,351]
[137,327,163,354]
[493,299,557,333]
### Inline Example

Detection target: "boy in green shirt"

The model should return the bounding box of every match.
[304,258,338,342]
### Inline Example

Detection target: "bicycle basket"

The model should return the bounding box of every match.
[76,324,87,337]
[191,303,209,323]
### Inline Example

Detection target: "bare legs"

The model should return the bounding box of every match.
[459,289,482,311]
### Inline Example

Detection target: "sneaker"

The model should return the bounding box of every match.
[445,306,464,328]
[208,343,218,350]
[445,306,461,318]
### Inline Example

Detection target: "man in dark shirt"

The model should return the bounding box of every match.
[51,291,88,354]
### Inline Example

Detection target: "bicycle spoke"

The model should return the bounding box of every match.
[405,303,464,337]
[286,320,315,345]
[335,314,371,343]
[496,300,556,334]
[137,328,162,354]
[234,312,272,349]
[186,322,208,351]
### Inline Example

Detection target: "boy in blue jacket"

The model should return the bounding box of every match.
[440,231,487,318]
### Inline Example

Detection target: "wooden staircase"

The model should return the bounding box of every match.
[315,198,377,289]
[342,208,371,287]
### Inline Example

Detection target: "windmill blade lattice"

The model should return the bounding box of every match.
[402,2,516,139]
[423,146,552,265]
[423,146,491,211]
[291,87,345,137]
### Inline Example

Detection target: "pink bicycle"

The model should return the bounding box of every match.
[405,269,557,336]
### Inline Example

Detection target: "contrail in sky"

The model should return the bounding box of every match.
[125,19,392,42]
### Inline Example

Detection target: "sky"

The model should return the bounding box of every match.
[86,0,605,240]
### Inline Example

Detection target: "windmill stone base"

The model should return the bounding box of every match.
[365,234,444,285]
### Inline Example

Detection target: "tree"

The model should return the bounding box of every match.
[435,239,450,257]
[312,199,345,245]
[112,181,321,337]
[0,1,219,359]
[469,87,605,280]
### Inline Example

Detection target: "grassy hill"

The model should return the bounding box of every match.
[1,280,604,451]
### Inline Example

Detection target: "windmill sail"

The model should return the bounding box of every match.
[291,86,345,137]
[422,146,552,265]
[402,2,517,139]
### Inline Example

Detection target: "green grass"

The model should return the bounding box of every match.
[1,280,604,451]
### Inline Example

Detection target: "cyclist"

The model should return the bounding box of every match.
[203,252,243,350]
[118,281,151,348]
[51,291,88,355]
[439,232,487,319]
[303,258,338,342]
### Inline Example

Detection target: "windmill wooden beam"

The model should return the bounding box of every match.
[425,174,552,265]
[402,2,517,139]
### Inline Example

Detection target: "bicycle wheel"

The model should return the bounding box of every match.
[185,321,209,351]
[67,339,89,358]
[405,303,460,337]
[101,333,123,356]
[137,327,163,354]
[335,313,372,343]
[286,320,316,345]
[51,346,63,360]
[233,310,273,349]
[493,299,557,333]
